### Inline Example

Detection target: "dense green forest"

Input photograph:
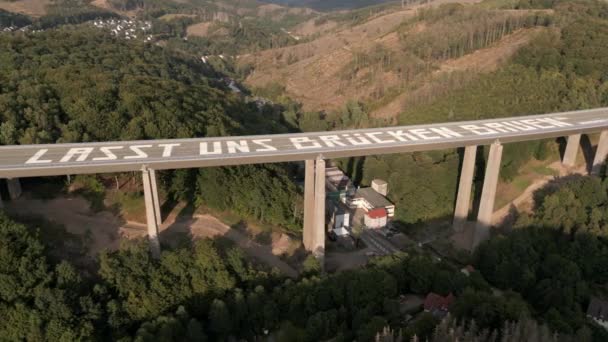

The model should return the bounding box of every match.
[0,27,301,229]
[2,175,607,340]
[0,9,31,28]
[475,176,608,337]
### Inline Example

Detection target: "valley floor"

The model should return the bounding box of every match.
[4,196,299,278]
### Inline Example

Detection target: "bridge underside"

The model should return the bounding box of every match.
[0,131,607,257]
[453,131,608,249]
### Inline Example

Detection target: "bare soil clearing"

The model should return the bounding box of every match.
[243,7,418,112]
[159,13,197,21]
[5,197,125,256]
[242,0,529,116]
[131,209,300,278]
[371,27,547,119]
[187,21,213,37]
[0,0,50,17]
[492,161,588,226]
[91,0,138,17]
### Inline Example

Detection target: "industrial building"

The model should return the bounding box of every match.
[349,187,395,219]
[324,164,395,233]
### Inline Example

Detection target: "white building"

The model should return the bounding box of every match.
[371,179,388,196]
[328,202,351,229]
[349,187,395,218]
[325,167,353,193]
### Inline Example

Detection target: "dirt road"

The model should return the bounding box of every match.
[492,161,587,225]
[4,196,298,278]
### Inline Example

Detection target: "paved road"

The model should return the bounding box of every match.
[361,229,401,255]
[1,108,607,178]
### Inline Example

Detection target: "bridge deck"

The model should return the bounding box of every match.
[1,108,607,178]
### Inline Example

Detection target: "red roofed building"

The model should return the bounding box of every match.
[423,293,454,318]
[364,208,387,229]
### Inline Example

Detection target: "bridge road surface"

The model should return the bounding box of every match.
[0,108,607,178]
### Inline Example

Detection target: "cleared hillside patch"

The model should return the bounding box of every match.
[371,26,549,118]
[243,1,553,116]
[187,21,214,37]
[0,0,50,17]
[159,13,197,21]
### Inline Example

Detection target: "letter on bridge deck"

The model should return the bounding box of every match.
[142,167,161,258]
[473,143,503,249]
[592,131,608,176]
[453,146,477,233]
[563,134,581,167]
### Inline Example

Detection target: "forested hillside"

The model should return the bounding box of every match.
[2,174,607,340]
[1,0,608,341]
[0,26,302,229]
[245,0,608,225]
[475,176,608,337]
[372,0,608,224]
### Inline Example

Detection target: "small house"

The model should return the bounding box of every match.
[460,265,475,276]
[365,208,388,229]
[423,293,454,318]
[329,202,351,229]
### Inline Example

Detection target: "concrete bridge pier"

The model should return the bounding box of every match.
[562,134,581,167]
[7,178,22,200]
[591,131,608,176]
[313,158,326,261]
[303,160,315,251]
[473,142,503,249]
[142,167,162,258]
[303,157,326,262]
[453,145,477,232]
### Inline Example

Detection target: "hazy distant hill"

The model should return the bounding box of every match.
[261,0,396,11]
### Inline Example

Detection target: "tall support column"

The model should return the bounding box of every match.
[142,167,161,259]
[591,131,608,176]
[453,146,477,232]
[149,169,162,225]
[303,160,316,251]
[562,134,581,167]
[312,158,326,260]
[473,143,503,249]
[7,179,21,200]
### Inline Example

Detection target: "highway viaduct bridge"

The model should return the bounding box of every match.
[0,108,608,258]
